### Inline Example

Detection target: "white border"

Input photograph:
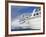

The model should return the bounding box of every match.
[8,3,43,34]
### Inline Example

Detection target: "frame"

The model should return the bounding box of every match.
[5,1,45,36]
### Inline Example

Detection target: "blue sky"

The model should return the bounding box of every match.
[11,6,40,20]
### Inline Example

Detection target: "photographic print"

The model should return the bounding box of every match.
[5,1,45,36]
[11,6,41,31]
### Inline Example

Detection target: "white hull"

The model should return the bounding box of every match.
[28,16,41,29]
[11,16,41,29]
